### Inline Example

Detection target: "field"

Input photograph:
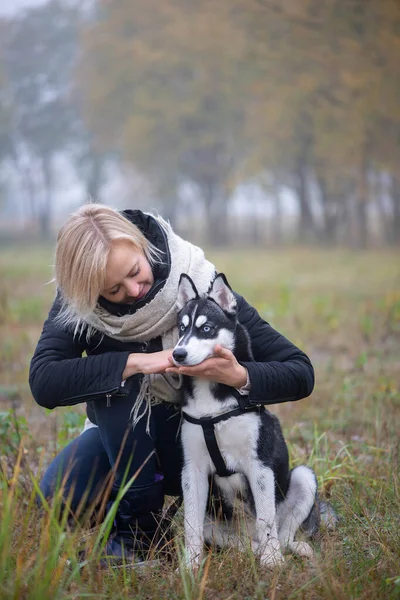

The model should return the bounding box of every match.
[0,245,399,599]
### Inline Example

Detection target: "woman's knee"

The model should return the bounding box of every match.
[38,427,111,515]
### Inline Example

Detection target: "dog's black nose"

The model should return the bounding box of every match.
[173,347,187,363]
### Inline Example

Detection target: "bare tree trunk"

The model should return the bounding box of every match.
[260,175,283,246]
[271,179,283,246]
[86,154,104,202]
[373,170,392,244]
[353,149,369,249]
[10,146,38,227]
[203,180,228,246]
[249,189,262,246]
[39,154,53,238]
[316,174,339,244]
[21,163,38,226]
[294,158,315,241]
[390,175,400,245]
[250,214,260,245]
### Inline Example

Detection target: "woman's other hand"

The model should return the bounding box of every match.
[165,345,247,389]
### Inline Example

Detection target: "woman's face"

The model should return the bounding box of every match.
[101,239,154,304]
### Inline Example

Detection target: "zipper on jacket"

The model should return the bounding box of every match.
[254,396,296,405]
[106,393,111,407]
[60,386,124,406]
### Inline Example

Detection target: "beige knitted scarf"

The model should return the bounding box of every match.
[81,217,216,430]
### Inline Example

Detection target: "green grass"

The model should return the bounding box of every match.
[0,246,399,599]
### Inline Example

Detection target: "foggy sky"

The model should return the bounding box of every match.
[0,0,47,17]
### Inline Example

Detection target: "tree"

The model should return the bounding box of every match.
[1,1,81,234]
[77,0,400,246]
[1,0,114,234]
[78,0,248,241]
[238,0,400,246]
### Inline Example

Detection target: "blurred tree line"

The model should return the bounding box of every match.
[0,0,399,247]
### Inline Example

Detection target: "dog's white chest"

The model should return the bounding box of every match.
[182,380,260,473]
[214,417,258,462]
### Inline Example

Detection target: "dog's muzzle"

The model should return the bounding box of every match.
[172,347,188,365]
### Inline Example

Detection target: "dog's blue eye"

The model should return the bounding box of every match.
[203,325,210,333]
[180,324,186,332]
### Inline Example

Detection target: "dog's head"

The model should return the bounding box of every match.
[172,273,237,367]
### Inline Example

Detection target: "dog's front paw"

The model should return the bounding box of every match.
[288,541,314,559]
[259,549,285,568]
[259,539,285,568]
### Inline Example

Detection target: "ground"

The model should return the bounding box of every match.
[0,244,399,599]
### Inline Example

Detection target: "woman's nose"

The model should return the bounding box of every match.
[125,279,140,297]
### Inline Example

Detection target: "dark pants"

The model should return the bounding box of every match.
[40,400,183,519]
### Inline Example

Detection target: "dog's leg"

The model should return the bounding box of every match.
[247,463,284,567]
[182,462,209,569]
[276,465,317,558]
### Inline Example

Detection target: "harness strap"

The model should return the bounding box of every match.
[182,405,262,478]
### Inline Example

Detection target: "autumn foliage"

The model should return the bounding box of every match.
[75,0,400,246]
[1,0,400,246]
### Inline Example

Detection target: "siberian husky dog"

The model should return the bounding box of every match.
[172,273,319,568]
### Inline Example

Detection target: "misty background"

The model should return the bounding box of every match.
[0,0,399,247]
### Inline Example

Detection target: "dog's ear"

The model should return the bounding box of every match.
[208,273,237,314]
[176,274,199,311]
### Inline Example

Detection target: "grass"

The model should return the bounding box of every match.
[0,245,399,599]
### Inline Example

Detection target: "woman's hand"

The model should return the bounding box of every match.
[165,345,248,389]
[123,350,173,379]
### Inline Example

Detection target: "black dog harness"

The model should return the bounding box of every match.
[182,404,263,478]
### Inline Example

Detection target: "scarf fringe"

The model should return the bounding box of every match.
[130,375,162,435]
[130,373,184,433]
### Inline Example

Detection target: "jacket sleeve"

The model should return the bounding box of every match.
[29,295,131,410]
[236,293,314,406]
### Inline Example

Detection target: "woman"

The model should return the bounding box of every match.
[29,204,314,566]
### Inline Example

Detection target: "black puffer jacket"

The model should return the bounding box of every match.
[29,211,314,420]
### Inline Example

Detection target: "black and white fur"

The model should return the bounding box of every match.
[173,273,319,568]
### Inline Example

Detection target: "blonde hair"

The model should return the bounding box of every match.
[55,204,161,321]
